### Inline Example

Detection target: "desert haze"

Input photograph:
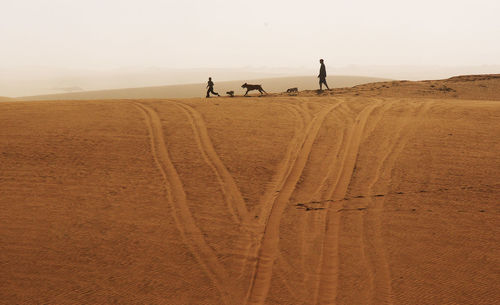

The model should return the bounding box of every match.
[15,75,389,101]
[1,75,499,304]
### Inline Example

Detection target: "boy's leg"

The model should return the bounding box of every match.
[210,88,220,96]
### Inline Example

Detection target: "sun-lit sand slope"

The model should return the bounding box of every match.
[296,74,500,101]
[1,76,499,304]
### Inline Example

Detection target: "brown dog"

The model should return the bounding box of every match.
[241,83,267,96]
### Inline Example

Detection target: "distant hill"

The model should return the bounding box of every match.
[17,75,389,101]
[0,96,15,102]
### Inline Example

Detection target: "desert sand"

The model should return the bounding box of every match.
[1,75,499,304]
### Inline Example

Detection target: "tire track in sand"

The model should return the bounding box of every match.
[360,101,433,305]
[173,101,250,225]
[133,102,232,304]
[296,106,350,297]
[298,104,365,305]
[314,100,384,305]
[267,104,350,304]
[237,101,310,279]
[315,99,397,305]
[245,100,344,305]
[312,100,395,305]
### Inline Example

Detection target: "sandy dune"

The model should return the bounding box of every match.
[1,76,499,304]
[296,74,500,101]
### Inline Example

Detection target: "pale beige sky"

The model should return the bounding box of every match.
[1,0,499,70]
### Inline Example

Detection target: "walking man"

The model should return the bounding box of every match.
[206,77,220,98]
[318,59,330,91]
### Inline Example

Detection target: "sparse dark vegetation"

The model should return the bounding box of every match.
[438,85,456,92]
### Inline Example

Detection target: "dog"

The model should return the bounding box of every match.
[226,90,234,97]
[241,83,267,96]
[286,87,298,93]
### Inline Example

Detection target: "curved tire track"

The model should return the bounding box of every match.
[133,102,232,304]
[235,101,310,278]
[173,101,250,225]
[314,100,384,305]
[245,101,344,305]
[361,101,433,305]
[321,100,395,305]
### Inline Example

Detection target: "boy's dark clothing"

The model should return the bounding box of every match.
[206,79,219,97]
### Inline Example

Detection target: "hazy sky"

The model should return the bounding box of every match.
[1,0,499,70]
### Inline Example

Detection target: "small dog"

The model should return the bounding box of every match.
[226,90,235,97]
[286,87,298,93]
[241,83,267,96]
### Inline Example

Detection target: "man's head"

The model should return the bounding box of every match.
[320,59,324,64]
[209,77,212,80]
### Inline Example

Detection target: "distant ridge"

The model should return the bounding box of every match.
[446,74,500,82]
[17,75,389,101]
[292,74,500,101]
